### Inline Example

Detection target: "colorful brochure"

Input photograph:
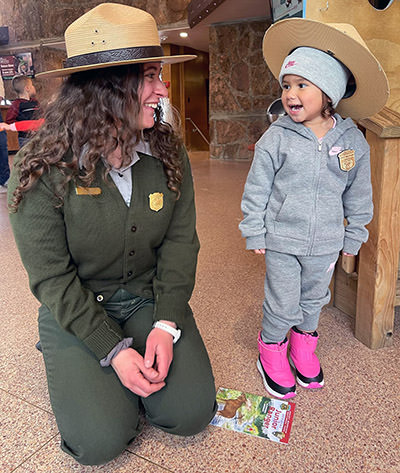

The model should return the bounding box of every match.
[210,387,295,444]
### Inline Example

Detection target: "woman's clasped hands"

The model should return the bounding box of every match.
[111,321,175,397]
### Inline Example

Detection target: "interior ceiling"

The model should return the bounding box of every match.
[160,0,271,52]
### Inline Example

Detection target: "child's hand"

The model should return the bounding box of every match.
[253,249,266,255]
[342,252,356,274]
[0,122,11,131]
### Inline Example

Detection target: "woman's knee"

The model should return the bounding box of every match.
[173,398,218,436]
[61,428,138,466]
[148,392,217,437]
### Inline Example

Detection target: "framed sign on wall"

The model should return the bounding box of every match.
[270,0,304,22]
[0,52,34,79]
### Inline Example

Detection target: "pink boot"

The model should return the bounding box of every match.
[289,328,324,389]
[257,332,296,399]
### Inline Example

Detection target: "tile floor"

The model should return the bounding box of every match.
[1,152,399,472]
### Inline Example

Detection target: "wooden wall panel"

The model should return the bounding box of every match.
[0,106,19,152]
[162,44,209,151]
[306,0,400,113]
[183,46,209,151]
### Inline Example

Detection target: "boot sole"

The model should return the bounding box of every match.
[289,356,324,389]
[256,359,296,399]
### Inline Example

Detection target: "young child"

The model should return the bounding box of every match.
[5,75,42,148]
[239,18,389,399]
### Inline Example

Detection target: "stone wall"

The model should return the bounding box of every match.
[0,0,190,100]
[0,0,188,41]
[209,19,280,160]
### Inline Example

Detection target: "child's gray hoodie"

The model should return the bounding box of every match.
[239,114,373,256]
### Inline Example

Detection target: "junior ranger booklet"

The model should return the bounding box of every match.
[210,387,295,444]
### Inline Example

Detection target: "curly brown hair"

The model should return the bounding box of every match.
[321,92,335,118]
[10,63,183,210]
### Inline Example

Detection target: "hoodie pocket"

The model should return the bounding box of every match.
[275,194,289,222]
[264,193,286,232]
[268,193,310,238]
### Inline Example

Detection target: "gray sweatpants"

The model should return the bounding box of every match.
[261,250,339,343]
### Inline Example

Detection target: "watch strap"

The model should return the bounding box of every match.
[153,321,181,344]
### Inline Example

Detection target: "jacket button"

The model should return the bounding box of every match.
[127,271,133,277]
[96,294,104,302]
[129,250,135,256]
[131,225,137,232]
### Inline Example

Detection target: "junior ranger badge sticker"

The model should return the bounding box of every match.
[149,192,163,212]
[338,149,356,171]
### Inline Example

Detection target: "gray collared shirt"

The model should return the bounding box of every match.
[80,141,151,207]
[109,141,151,206]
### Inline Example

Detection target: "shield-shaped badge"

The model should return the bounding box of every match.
[338,149,356,171]
[149,192,163,212]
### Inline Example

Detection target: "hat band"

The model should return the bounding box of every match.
[65,45,164,67]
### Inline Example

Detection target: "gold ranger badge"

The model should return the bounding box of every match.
[338,149,356,171]
[149,192,163,212]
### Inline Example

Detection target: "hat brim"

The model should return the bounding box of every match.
[263,18,389,119]
[36,54,196,79]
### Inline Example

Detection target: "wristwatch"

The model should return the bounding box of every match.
[153,321,181,344]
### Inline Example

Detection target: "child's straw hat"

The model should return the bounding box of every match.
[263,18,389,119]
[37,3,196,79]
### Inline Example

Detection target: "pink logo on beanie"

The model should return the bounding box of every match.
[285,60,297,68]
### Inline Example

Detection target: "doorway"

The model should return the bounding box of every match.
[163,44,210,152]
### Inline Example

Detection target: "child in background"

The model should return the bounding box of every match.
[239,18,389,399]
[6,75,42,148]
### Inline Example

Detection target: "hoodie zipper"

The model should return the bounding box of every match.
[307,141,323,255]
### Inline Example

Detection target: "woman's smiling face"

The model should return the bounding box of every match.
[138,62,168,130]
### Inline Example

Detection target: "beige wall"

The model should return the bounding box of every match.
[306,0,400,113]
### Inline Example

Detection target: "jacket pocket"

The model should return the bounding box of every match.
[275,194,288,222]
[315,196,344,241]
[264,193,285,233]
[268,193,310,238]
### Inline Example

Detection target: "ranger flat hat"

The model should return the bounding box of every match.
[37,3,196,78]
[262,18,389,119]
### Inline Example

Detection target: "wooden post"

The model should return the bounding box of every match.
[0,105,19,152]
[355,108,400,349]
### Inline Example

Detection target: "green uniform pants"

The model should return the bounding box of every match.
[38,290,217,465]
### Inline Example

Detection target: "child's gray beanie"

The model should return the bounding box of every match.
[279,47,351,108]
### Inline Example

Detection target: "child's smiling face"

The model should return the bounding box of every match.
[281,74,329,127]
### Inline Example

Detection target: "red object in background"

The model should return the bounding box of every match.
[163,81,170,88]
[7,118,45,132]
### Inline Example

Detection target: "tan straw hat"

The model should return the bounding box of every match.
[262,18,389,119]
[36,3,196,78]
